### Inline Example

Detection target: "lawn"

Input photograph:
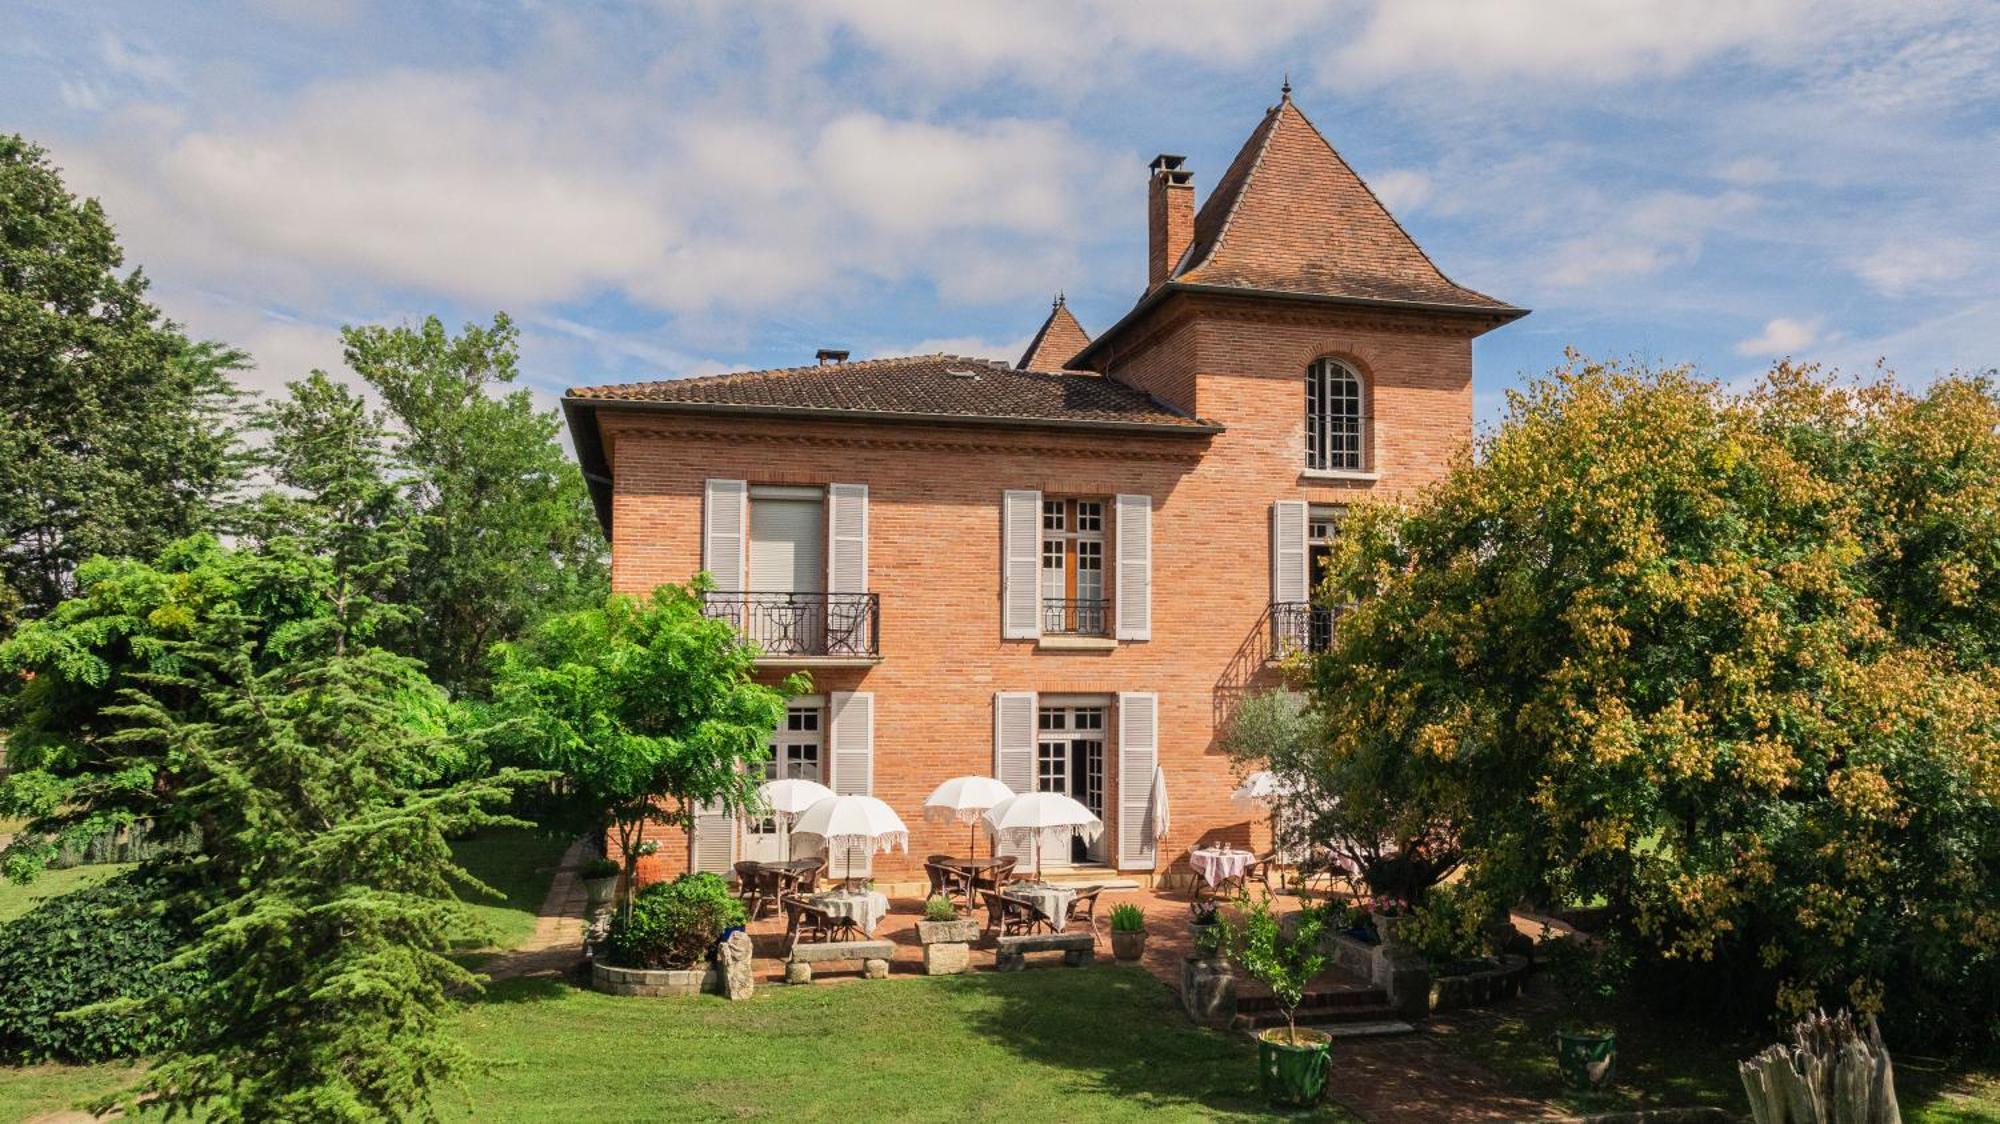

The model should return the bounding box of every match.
[449,826,575,952]
[0,862,131,925]
[1,969,1359,1122]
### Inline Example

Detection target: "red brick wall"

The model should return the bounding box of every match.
[606,295,1480,889]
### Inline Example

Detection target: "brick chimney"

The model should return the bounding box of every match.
[1147,154,1194,291]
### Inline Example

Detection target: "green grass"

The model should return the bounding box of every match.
[0,970,1358,1122]
[0,862,132,925]
[449,828,573,952]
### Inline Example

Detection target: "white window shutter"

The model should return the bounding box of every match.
[1271,500,1308,605]
[993,691,1037,861]
[1001,490,1042,639]
[827,691,875,879]
[691,798,736,874]
[1117,693,1159,870]
[1115,493,1152,641]
[703,479,748,592]
[827,484,868,594]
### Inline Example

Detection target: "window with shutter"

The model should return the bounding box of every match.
[1001,491,1042,639]
[1115,493,1151,640]
[1116,693,1159,870]
[992,691,1037,861]
[703,479,747,592]
[827,691,874,879]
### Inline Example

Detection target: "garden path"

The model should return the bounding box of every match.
[481,838,589,983]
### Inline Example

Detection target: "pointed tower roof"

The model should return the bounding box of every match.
[1173,94,1514,312]
[1016,294,1093,371]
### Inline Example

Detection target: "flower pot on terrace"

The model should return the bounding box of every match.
[1555,1028,1617,1090]
[1257,1026,1332,1107]
[1110,929,1147,962]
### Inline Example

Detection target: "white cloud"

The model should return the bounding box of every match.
[1734,316,1820,356]
[1716,157,1781,186]
[1544,190,1758,286]
[1850,239,1979,297]
[886,334,1031,364]
[1371,169,1434,213]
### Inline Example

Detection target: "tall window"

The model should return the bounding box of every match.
[1305,358,1365,471]
[1040,498,1107,634]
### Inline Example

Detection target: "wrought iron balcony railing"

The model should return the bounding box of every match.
[703,591,881,659]
[1271,601,1342,658]
[1042,597,1110,637]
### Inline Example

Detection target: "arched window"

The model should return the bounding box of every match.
[1305,358,1365,471]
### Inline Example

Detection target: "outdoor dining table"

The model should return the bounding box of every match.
[1189,846,1258,892]
[809,888,890,937]
[1008,882,1076,932]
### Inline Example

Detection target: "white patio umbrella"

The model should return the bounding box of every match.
[982,792,1103,882]
[1149,767,1171,848]
[1229,770,1287,813]
[922,776,1016,863]
[755,778,835,862]
[789,794,909,886]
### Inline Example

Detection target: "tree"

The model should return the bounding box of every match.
[340,313,605,695]
[1303,355,2000,1047]
[0,135,243,627]
[487,582,800,905]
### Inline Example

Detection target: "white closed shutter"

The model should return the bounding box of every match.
[1001,490,1042,639]
[692,798,736,874]
[1117,692,1159,870]
[1115,493,1152,641]
[1271,500,1308,605]
[993,691,1037,861]
[748,490,825,594]
[827,483,868,594]
[827,691,875,879]
[703,479,748,592]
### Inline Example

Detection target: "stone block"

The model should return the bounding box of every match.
[863,958,889,979]
[718,931,755,1001]
[1179,955,1237,1028]
[923,941,971,975]
[785,959,813,985]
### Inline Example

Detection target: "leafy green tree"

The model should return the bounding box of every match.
[341,313,605,694]
[1305,356,2000,1047]
[488,582,799,904]
[0,135,244,626]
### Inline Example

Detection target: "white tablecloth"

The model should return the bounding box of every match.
[813,890,889,936]
[1190,847,1257,889]
[1011,883,1076,931]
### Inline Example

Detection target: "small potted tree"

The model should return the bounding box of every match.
[1546,933,1626,1091]
[1108,903,1148,962]
[1231,893,1332,1107]
[1188,897,1223,956]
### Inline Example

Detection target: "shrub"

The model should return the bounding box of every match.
[1403,883,1493,969]
[922,894,957,922]
[0,870,204,1062]
[580,857,620,880]
[604,874,746,970]
[1109,903,1146,932]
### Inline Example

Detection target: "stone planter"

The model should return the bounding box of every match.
[1326,929,1430,1020]
[1372,911,1411,950]
[916,918,981,976]
[591,960,718,998]
[1189,920,1224,959]
[582,874,619,913]
[1110,928,1147,962]
[1180,955,1237,1028]
[1428,953,1530,1012]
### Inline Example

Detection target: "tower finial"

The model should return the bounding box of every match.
[1054,291,1065,309]
[1281,72,1291,99]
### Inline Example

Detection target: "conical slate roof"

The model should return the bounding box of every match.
[1016,297,1092,371]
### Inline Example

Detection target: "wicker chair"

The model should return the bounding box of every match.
[979,889,1047,938]
[788,858,826,896]
[970,856,1018,899]
[733,860,766,916]
[780,893,859,956]
[1064,886,1106,945]
[925,860,972,907]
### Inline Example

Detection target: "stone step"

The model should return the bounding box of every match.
[1235,984,1387,1013]
[1235,1003,1405,1031]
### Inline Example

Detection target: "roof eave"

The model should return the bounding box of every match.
[562,394,1224,438]
[1070,281,1530,368]
[563,397,616,535]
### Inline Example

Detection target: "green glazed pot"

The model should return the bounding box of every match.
[1555,1029,1617,1090]
[1257,1027,1331,1107]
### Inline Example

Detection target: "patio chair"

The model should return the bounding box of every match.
[971,856,1017,898]
[788,858,826,896]
[780,894,860,957]
[925,860,972,907]
[1064,886,1106,946]
[979,890,1046,938]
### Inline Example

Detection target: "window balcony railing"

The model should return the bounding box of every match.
[703,592,881,659]
[1270,601,1342,659]
[1042,597,1110,637]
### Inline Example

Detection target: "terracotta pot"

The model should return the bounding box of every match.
[1111,928,1147,961]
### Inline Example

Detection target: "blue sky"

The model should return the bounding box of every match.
[5,1,1995,429]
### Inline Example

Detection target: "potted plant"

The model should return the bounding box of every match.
[1109,903,1148,962]
[916,894,981,945]
[581,856,622,914]
[1231,893,1332,1107]
[1545,933,1626,1091]
[1189,897,1224,958]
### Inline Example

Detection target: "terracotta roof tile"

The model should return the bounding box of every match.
[1176,96,1513,312]
[1016,299,1093,371]
[568,354,1216,432]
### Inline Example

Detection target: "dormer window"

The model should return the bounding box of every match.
[1305,358,1366,472]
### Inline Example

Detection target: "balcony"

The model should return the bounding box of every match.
[1270,601,1342,659]
[1042,597,1110,638]
[704,591,881,666]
